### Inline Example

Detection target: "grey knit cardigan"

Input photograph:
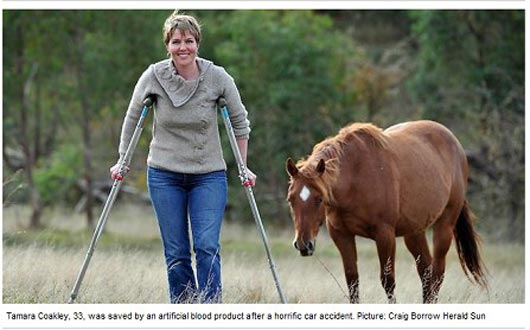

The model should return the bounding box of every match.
[118,58,251,174]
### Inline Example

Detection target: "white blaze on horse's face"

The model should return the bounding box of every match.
[299,185,311,202]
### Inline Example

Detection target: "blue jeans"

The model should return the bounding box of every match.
[147,166,227,303]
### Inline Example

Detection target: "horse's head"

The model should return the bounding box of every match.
[285,157,327,257]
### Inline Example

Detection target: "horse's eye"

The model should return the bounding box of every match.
[315,197,323,205]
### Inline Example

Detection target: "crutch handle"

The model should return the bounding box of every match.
[143,95,155,107]
[217,97,227,108]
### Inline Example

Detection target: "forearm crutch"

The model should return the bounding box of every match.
[218,97,287,304]
[68,95,155,304]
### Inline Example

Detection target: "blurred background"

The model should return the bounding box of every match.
[3,10,524,242]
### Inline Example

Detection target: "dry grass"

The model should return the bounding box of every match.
[2,204,524,304]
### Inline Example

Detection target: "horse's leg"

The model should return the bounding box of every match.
[404,233,433,303]
[374,226,397,303]
[328,227,359,303]
[430,221,455,303]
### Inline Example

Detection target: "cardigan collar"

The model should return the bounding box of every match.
[152,58,213,107]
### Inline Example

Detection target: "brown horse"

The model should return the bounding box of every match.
[286,120,487,303]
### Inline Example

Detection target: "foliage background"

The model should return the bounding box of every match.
[2,10,525,243]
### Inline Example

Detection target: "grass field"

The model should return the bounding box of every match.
[2,204,525,304]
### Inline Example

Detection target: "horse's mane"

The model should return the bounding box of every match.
[295,123,388,203]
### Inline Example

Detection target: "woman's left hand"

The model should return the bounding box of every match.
[243,168,257,187]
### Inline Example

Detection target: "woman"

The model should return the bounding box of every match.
[111,11,255,303]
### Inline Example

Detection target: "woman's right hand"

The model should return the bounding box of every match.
[110,163,130,181]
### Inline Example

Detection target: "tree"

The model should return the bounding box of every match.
[3,11,66,227]
[63,10,165,225]
[199,11,359,221]
[2,10,166,227]
[408,10,524,241]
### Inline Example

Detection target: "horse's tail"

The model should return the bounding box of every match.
[453,200,488,288]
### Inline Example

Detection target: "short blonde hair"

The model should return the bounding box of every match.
[163,10,201,45]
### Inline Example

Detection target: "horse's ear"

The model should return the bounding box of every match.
[316,159,326,176]
[286,158,298,177]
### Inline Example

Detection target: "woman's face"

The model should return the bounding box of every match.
[166,29,199,68]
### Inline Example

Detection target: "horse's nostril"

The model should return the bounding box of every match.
[293,241,299,250]
[307,240,314,251]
